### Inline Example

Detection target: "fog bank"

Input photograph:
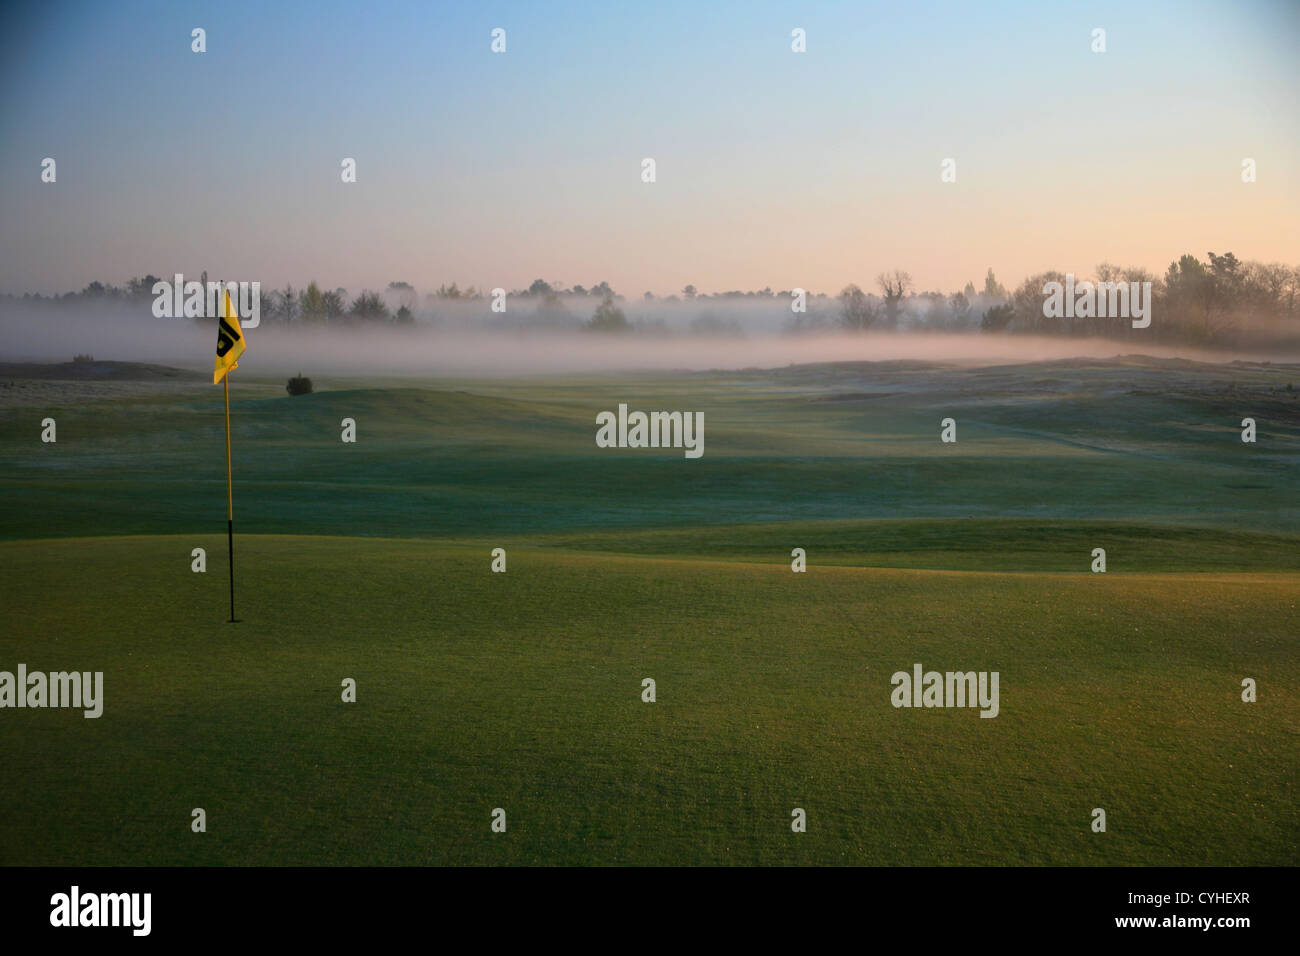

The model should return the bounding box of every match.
[2,302,1297,377]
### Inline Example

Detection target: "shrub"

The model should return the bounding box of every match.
[286,373,313,396]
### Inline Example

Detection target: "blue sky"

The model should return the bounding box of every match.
[1,0,1296,296]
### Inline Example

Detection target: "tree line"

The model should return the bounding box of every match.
[5,251,1298,347]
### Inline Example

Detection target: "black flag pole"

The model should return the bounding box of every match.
[223,369,238,623]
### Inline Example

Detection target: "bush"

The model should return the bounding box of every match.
[286,373,313,396]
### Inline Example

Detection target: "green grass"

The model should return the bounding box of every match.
[0,357,1296,865]
[531,518,1300,571]
[2,359,1298,542]
[0,534,1295,865]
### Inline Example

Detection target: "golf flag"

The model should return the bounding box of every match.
[213,291,246,384]
[214,287,243,623]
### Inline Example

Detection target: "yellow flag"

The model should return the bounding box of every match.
[213,290,246,384]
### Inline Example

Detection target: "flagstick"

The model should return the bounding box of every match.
[223,373,238,623]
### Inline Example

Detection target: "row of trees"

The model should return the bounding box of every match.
[271,282,410,324]
[7,253,1298,346]
[798,268,1006,335]
[19,274,416,326]
[833,268,1010,332]
[820,255,1300,346]
[992,253,1299,345]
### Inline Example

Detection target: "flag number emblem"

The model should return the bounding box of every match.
[217,318,241,357]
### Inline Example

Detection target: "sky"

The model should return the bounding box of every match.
[1,0,1297,298]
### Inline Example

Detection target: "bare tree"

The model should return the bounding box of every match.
[838,284,877,330]
[876,270,912,328]
[278,284,297,323]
